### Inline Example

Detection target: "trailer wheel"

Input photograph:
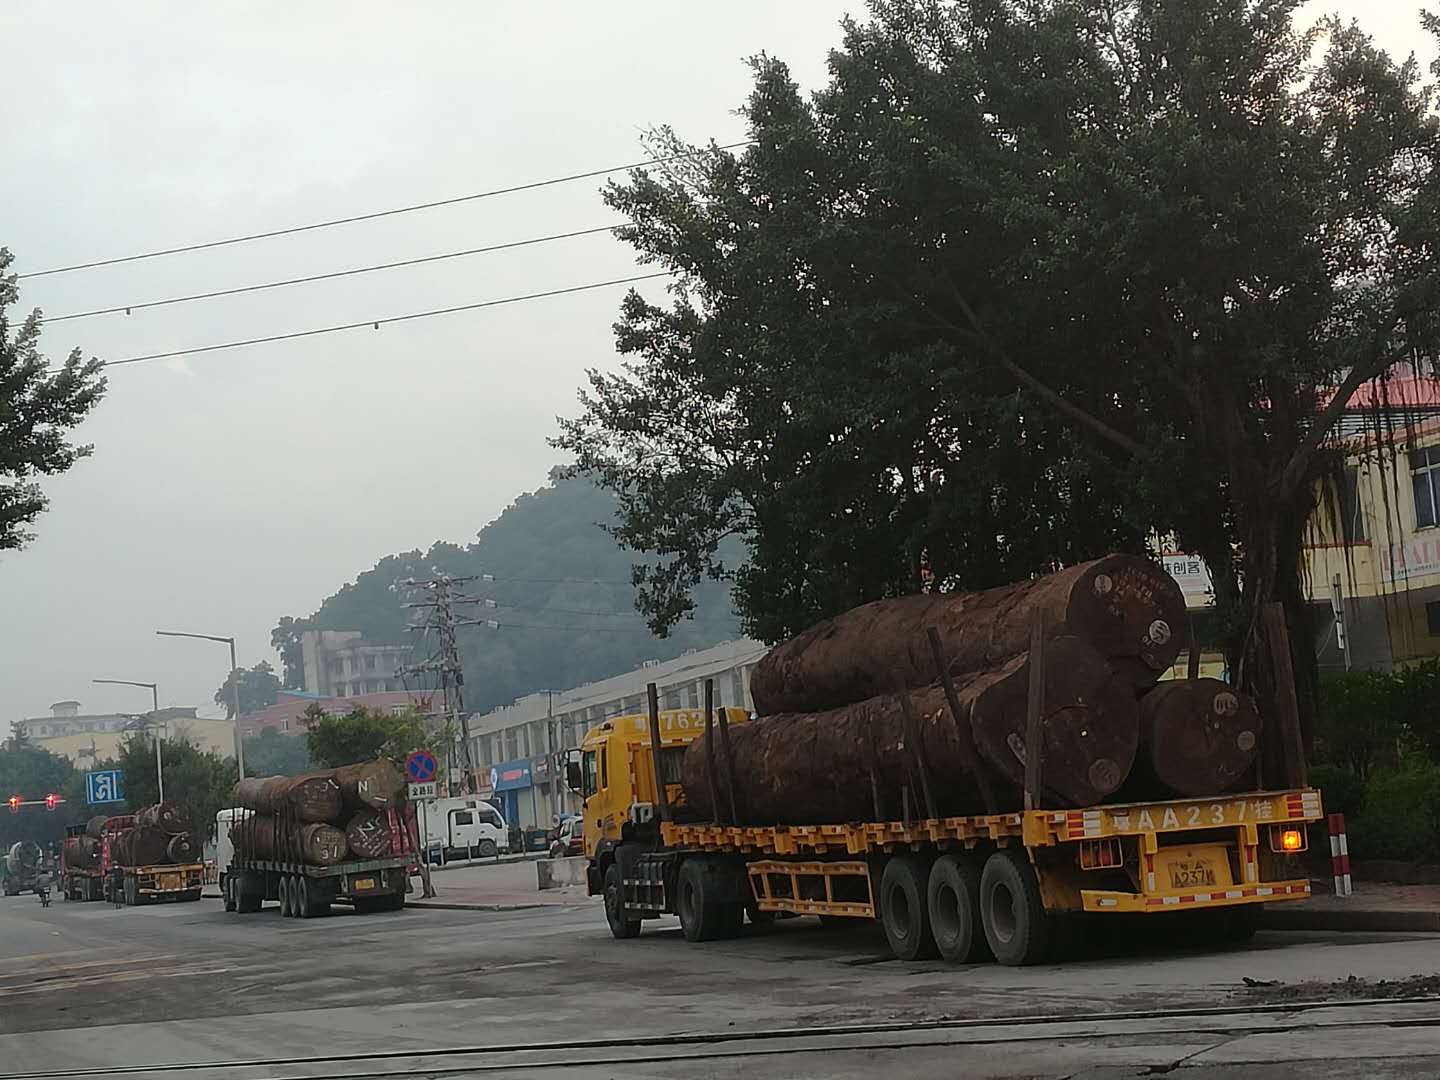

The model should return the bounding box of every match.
[124,876,139,907]
[928,855,991,964]
[603,862,641,939]
[677,859,742,943]
[295,876,313,918]
[236,871,262,914]
[980,849,1052,966]
[223,875,237,912]
[879,855,939,961]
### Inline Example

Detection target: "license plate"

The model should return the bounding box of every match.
[352,877,376,891]
[1169,859,1217,889]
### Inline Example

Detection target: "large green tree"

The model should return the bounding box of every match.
[214,661,282,718]
[557,0,1440,746]
[242,728,313,778]
[0,733,84,852]
[1,248,107,548]
[117,733,234,840]
[302,704,437,769]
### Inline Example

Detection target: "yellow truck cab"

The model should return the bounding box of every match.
[570,706,748,929]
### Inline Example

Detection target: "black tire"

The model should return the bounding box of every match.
[223,875,237,912]
[676,858,738,943]
[478,839,498,859]
[980,849,1052,966]
[295,876,313,918]
[928,854,991,964]
[603,862,641,939]
[237,872,262,914]
[281,875,296,918]
[879,855,939,961]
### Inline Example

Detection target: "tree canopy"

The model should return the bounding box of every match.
[116,733,235,840]
[556,0,1440,743]
[241,728,313,778]
[0,733,85,852]
[303,704,434,769]
[215,661,281,718]
[1,248,107,550]
[271,472,743,711]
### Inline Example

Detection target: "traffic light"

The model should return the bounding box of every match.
[6,795,19,814]
[44,793,60,811]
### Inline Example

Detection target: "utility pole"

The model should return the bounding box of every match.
[1331,573,1352,671]
[93,679,163,802]
[545,689,562,824]
[399,574,480,794]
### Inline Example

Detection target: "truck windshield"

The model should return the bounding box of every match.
[582,750,599,797]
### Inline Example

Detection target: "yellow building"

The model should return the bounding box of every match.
[16,701,237,765]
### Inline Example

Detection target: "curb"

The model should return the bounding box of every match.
[407,899,596,913]
[1259,907,1440,933]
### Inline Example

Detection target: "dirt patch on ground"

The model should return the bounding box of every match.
[1241,972,1440,1002]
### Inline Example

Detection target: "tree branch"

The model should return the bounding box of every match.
[934,271,1146,458]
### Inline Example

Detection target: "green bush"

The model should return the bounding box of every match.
[1309,763,1365,820]
[1350,764,1440,863]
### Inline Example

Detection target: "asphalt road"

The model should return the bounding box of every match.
[3,891,1440,1078]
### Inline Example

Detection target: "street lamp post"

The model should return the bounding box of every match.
[156,630,245,779]
[93,679,163,802]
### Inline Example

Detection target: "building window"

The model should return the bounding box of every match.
[365,655,377,671]
[1341,466,1367,542]
[1414,447,1440,529]
[1428,601,1440,637]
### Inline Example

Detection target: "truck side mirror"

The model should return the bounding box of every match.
[565,760,583,794]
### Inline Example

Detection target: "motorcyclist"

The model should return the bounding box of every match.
[34,866,52,907]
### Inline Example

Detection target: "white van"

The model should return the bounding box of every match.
[215,807,243,893]
[418,797,510,860]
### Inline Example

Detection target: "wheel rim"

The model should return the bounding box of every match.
[933,880,961,943]
[990,881,1017,944]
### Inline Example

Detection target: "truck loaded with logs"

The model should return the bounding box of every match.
[576,553,1325,965]
[78,804,206,905]
[220,759,415,918]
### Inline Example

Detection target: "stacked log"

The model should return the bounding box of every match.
[85,815,110,839]
[230,760,406,865]
[682,554,1268,826]
[63,835,102,871]
[684,636,1139,824]
[111,826,169,867]
[108,802,204,868]
[136,801,192,834]
[750,553,1187,716]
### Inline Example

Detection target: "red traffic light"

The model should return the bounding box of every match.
[44,793,61,811]
[6,795,19,814]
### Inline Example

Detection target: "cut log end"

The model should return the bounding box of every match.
[1136,679,1261,797]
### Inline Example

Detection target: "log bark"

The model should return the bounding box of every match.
[234,774,343,823]
[85,815,110,839]
[332,760,405,812]
[111,826,169,867]
[1129,679,1261,798]
[63,835,101,871]
[136,801,192,835]
[232,814,348,866]
[750,553,1186,715]
[683,636,1139,823]
[345,810,394,859]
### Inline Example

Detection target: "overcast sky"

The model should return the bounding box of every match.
[0,2,1432,726]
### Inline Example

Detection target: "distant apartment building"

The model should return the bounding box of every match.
[15,701,236,763]
[467,638,767,829]
[237,689,439,740]
[301,630,409,697]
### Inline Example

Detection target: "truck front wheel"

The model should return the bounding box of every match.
[980,849,1052,966]
[603,863,641,939]
[879,855,939,961]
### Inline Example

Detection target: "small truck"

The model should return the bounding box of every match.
[99,815,204,905]
[575,697,1323,966]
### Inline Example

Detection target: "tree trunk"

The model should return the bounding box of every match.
[232,814,348,866]
[683,636,1139,823]
[332,760,405,812]
[1127,679,1260,798]
[234,775,343,824]
[135,802,192,836]
[749,553,1186,716]
[165,834,200,864]
[345,810,394,858]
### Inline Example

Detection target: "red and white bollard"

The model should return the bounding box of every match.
[1328,813,1352,897]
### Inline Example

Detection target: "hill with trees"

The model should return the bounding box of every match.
[270,472,743,713]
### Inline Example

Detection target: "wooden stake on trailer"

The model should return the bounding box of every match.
[645,682,671,823]
[895,675,938,820]
[715,695,741,824]
[926,627,999,814]
[1262,602,1310,788]
[1187,616,1202,681]
[1024,611,1047,811]
[702,678,724,824]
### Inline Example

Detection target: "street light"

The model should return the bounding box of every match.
[93,678,164,802]
[156,630,246,779]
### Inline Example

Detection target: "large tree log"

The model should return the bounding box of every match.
[333,760,405,812]
[85,815,110,839]
[111,826,169,867]
[234,774,343,824]
[683,636,1139,823]
[165,833,200,864]
[750,554,1186,715]
[135,801,192,835]
[63,835,101,871]
[232,814,349,866]
[1128,679,1261,798]
[345,810,394,858]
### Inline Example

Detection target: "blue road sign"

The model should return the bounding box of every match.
[405,750,437,783]
[85,769,124,805]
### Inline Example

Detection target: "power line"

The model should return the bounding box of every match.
[20,141,752,279]
[71,272,672,371]
[47,225,624,322]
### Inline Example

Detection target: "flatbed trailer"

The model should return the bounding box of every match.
[102,862,205,905]
[62,866,104,902]
[222,804,416,919]
[578,695,1324,966]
